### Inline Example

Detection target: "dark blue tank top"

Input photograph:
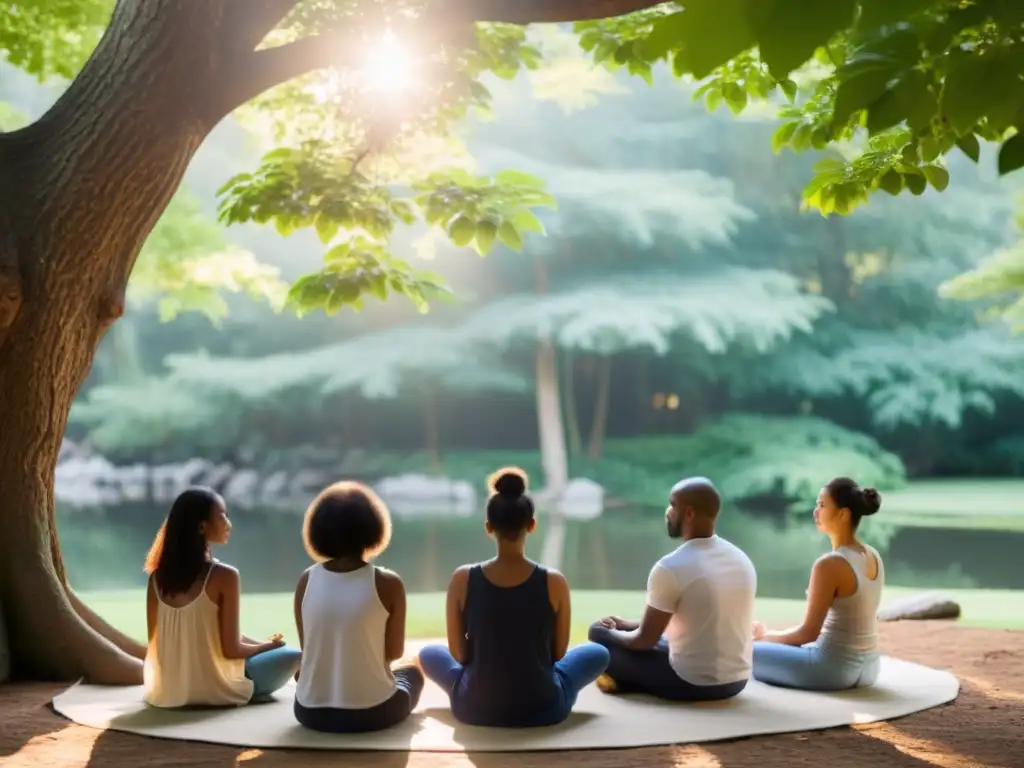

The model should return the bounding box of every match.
[452,564,559,724]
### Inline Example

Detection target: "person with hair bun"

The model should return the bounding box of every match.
[292,481,424,733]
[416,467,610,727]
[751,476,886,691]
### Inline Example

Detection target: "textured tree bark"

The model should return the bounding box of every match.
[0,0,228,683]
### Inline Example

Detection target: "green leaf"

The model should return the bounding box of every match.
[956,133,981,163]
[314,214,339,245]
[942,51,1005,134]
[497,221,524,250]
[921,164,950,191]
[877,169,904,196]
[758,0,857,79]
[892,69,937,133]
[998,133,1024,176]
[904,172,927,195]
[833,66,895,127]
[448,215,478,247]
[475,219,498,253]
[779,78,798,102]
[511,210,546,235]
[650,0,759,80]
[865,89,904,135]
[771,122,798,153]
[722,82,748,114]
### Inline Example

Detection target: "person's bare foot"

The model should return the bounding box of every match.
[595,673,619,694]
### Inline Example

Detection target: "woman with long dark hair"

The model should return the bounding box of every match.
[143,486,301,707]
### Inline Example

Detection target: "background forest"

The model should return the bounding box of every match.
[6,31,1024,602]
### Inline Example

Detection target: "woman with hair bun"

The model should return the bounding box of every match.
[417,467,610,727]
[751,476,886,690]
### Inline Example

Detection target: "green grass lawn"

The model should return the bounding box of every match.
[881,479,1024,531]
[82,586,1024,645]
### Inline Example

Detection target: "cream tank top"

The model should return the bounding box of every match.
[143,566,253,707]
[817,544,885,655]
[296,563,396,709]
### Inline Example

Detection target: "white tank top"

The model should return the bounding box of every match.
[143,567,253,707]
[817,545,885,655]
[295,563,396,709]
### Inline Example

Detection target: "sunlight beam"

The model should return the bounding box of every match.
[360,29,418,95]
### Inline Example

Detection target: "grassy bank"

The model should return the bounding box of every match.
[81,586,1024,645]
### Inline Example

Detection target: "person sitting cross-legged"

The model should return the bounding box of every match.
[143,487,301,708]
[588,477,757,702]
[292,481,424,733]
[751,477,885,691]
[416,467,610,727]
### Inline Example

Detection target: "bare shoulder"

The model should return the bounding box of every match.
[375,566,406,599]
[813,552,851,578]
[209,561,239,585]
[546,567,569,590]
[450,564,474,585]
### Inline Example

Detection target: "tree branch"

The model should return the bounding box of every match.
[216,0,667,117]
[225,0,302,54]
[460,0,668,24]
[217,28,359,117]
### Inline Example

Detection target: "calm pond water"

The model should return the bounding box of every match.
[58,502,1024,596]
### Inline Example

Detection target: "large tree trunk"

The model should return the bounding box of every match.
[0,0,232,684]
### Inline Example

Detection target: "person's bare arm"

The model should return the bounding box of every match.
[293,569,309,649]
[761,556,845,647]
[606,605,673,651]
[291,568,310,680]
[604,562,678,650]
[146,577,158,645]
[216,566,281,659]
[548,570,572,661]
[446,567,471,663]
[377,568,408,662]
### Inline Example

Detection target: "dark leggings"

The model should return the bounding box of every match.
[293,666,424,733]
[588,623,747,702]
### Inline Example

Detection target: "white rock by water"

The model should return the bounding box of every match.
[557,478,605,521]
[374,474,476,518]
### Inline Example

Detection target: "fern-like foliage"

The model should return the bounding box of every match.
[458,268,833,355]
[731,326,1024,430]
[940,240,1024,332]
[69,377,243,455]
[598,413,906,506]
[162,325,530,402]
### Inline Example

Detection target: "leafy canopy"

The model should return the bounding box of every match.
[576,0,1024,215]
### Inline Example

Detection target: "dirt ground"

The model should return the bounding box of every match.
[2,622,1023,768]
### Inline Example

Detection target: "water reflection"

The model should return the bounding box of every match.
[57,503,1024,595]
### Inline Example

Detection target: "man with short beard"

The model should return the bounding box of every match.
[588,477,757,701]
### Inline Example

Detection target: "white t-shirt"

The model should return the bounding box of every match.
[646,535,757,686]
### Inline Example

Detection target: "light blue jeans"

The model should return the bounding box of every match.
[245,645,302,700]
[752,641,880,691]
